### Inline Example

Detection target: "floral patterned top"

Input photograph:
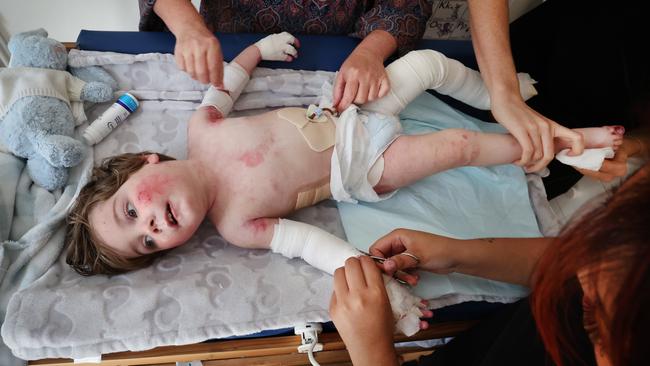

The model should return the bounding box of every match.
[139,0,432,54]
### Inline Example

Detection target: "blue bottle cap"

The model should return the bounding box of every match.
[116,93,139,113]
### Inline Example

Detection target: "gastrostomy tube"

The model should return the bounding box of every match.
[83,93,139,145]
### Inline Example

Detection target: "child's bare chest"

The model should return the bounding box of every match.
[189,110,333,218]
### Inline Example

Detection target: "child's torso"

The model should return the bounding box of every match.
[188,107,333,222]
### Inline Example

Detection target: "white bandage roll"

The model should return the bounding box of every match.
[200,62,249,116]
[270,219,361,275]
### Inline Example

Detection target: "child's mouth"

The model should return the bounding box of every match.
[166,203,178,226]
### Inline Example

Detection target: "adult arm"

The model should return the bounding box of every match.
[334,0,431,111]
[370,229,553,287]
[334,30,396,111]
[467,0,584,172]
[150,0,224,87]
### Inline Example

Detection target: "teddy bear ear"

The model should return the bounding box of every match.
[8,28,49,53]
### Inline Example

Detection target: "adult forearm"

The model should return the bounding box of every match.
[153,0,206,35]
[348,345,399,366]
[353,30,397,61]
[451,237,552,287]
[467,0,520,101]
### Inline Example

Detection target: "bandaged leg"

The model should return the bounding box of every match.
[363,49,538,116]
[270,219,424,336]
[199,62,249,117]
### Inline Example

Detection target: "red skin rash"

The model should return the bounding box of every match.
[247,218,269,233]
[199,106,223,124]
[373,184,393,195]
[238,140,272,167]
[136,175,170,205]
[239,150,264,167]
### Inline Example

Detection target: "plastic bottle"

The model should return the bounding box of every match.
[83,93,139,145]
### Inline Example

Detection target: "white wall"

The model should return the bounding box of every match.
[0,0,201,41]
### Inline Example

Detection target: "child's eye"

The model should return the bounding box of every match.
[144,235,156,249]
[126,202,138,218]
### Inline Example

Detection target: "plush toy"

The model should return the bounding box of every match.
[0,28,113,190]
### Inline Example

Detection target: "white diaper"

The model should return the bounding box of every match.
[330,106,402,203]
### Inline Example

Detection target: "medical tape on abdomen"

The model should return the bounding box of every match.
[295,177,331,210]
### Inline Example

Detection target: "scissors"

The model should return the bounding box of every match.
[359,250,413,286]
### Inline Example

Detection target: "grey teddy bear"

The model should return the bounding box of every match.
[0,28,113,190]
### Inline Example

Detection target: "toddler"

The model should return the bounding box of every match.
[66,33,623,335]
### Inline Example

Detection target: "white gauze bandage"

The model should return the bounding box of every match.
[254,32,298,61]
[199,62,249,116]
[556,147,615,171]
[270,219,424,336]
[270,218,361,275]
[364,49,537,115]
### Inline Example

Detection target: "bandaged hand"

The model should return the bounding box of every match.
[254,32,300,61]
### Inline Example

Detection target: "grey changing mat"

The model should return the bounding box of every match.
[2,50,554,361]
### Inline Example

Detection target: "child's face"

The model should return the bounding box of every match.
[88,154,207,258]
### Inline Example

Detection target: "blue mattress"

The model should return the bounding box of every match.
[76,30,478,70]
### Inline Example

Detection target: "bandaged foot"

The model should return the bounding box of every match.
[556,125,624,171]
[270,219,425,336]
[255,32,298,61]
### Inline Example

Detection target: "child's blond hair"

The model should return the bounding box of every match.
[65,152,175,276]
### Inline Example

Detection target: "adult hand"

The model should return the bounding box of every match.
[576,137,646,182]
[330,256,399,366]
[491,95,585,173]
[370,229,458,285]
[333,48,390,112]
[174,24,224,87]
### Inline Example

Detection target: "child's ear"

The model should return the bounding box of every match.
[144,154,160,164]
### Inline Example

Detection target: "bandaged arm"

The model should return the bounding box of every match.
[200,62,249,117]
[199,33,298,117]
[219,216,423,335]
[269,219,424,336]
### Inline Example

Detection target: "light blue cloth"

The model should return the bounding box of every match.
[338,93,540,306]
[0,132,93,365]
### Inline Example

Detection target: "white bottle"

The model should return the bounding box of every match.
[83,93,139,145]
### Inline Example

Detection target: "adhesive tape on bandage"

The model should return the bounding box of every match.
[200,62,249,116]
[222,62,249,101]
[200,87,233,116]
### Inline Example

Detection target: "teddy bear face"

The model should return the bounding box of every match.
[8,28,67,70]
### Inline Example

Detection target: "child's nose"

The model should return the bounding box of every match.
[149,218,159,233]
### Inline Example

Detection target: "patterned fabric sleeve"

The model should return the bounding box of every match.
[138,0,170,32]
[353,0,432,54]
